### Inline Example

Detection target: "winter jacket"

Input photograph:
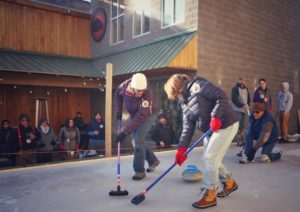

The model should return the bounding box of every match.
[253,87,272,110]
[87,119,105,140]
[0,127,19,153]
[37,126,57,151]
[58,127,80,151]
[115,79,155,135]
[231,83,250,113]
[277,82,293,113]
[147,123,176,147]
[246,111,278,150]
[178,76,239,148]
[17,125,41,150]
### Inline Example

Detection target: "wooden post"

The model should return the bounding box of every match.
[105,63,113,157]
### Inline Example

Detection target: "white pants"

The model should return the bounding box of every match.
[203,122,239,189]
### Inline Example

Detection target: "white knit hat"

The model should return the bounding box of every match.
[131,73,147,90]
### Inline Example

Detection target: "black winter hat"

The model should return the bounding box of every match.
[158,114,166,120]
[19,114,29,121]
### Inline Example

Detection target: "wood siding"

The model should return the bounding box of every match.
[0,85,92,133]
[168,34,198,69]
[0,1,91,58]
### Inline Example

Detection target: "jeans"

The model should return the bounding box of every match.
[89,139,105,155]
[234,111,247,129]
[203,122,239,189]
[132,122,158,173]
[244,136,281,162]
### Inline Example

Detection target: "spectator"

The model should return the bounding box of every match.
[231,77,251,146]
[240,103,282,164]
[164,74,239,209]
[147,114,175,148]
[74,112,85,129]
[253,78,272,111]
[36,119,57,163]
[16,114,41,166]
[115,73,160,180]
[58,118,80,160]
[87,112,105,154]
[277,82,293,143]
[73,111,88,149]
[0,120,18,166]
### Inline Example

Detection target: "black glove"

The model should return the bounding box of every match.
[247,148,257,161]
[116,132,127,143]
[116,112,122,120]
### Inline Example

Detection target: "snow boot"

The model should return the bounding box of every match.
[192,188,217,209]
[132,172,146,180]
[217,177,238,198]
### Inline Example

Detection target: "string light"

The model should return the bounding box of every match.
[29,90,33,94]
[83,82,87,85]
[46,91,50,95]
[64,88,68,92]
[13,85,17,89]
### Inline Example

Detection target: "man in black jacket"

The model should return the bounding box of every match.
[231,78,250,146]
[17,114,41,166]
[147,114,175,148]
[0,120,19,166]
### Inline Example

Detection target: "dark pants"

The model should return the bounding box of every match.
[133,122,158,173]
[36,152,52,163]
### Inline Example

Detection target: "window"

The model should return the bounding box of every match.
[133,0,151,37]
[162,0,185,27]
[111,0,125,44]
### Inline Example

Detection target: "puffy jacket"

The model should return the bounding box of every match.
[178,77,239,148]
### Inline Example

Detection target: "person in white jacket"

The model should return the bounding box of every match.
[277,82,293,142]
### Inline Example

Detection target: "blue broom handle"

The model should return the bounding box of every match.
[145,129,212,193]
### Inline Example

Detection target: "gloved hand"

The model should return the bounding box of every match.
[75,144,80,150]
[247,148,257,161]
[116,132,127,143]
[116,112,122,120]
[210,117,222,132]
[175,147,188,166]
[59,144,64,150]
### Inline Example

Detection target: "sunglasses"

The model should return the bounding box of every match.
[252,111,262,114]
[21,119,28,122]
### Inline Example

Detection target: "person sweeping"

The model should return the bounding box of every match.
[164,74,239,209]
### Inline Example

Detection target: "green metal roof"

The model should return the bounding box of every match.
[0,49,102,77]
[92,31,197,76]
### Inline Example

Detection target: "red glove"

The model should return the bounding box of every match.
[75,144,80,150]
[59,144,64,150]
[175,147,188,166]
[210,117,222,132]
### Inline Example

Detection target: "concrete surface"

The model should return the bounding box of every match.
[0,142,300,212]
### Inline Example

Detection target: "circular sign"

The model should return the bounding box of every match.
[91,8,107,42]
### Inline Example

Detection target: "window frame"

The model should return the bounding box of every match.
[132,0,151,38]
[110,0,125,45]
[161,0,185,29]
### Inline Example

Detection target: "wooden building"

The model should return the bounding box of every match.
[0,0,105,132]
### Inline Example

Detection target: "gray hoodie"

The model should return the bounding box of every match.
[277,82,293,112]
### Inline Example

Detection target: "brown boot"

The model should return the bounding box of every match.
[217,178,238,198]
[192,188,217,209]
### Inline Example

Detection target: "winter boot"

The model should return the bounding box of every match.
[217,177,238,198]
[261,154,271,163]
[146,160,160,172]
[132,172,146,180]
[192,188,217,209]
